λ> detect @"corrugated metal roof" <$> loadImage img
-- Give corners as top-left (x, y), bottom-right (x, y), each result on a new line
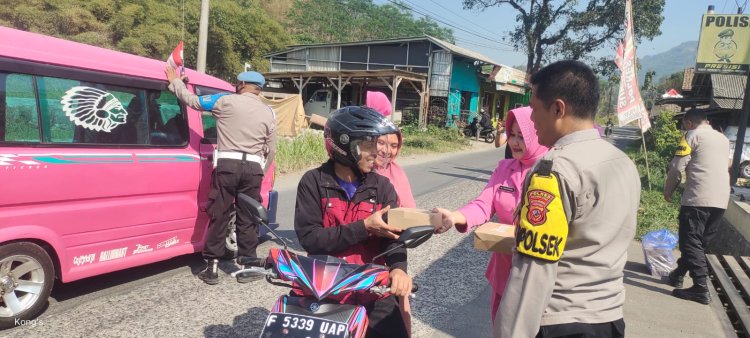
top-left (265, 35), bottom-right (501, 66)
top-left (426, 36), bottom-right (500, 66)
top-left (713, 98), bottom-right (744, 110)
top-left (710, 74), bottom-right (746, 110)
top-left (711, 74), bottom-right (746, 98)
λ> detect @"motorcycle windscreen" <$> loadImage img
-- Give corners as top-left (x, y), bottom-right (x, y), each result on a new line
top-left (268, 248), bottom-right (390, 301)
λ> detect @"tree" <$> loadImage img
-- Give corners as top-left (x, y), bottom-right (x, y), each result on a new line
top-left (0, 0), bottom-right (291, 81)
top-left (462, 0), bottom-right (665, 73)
top-left (287, 0), bottom-right (454, 44)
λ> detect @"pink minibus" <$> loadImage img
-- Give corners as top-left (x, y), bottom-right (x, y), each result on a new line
top-left (0, 27), bottom-right (277, 328)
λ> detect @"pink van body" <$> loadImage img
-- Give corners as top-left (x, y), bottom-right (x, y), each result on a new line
top-left (0, 27), bottom-right (275, 283)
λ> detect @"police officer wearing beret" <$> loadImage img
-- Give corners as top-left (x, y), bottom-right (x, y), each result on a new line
top-left (165, 66), bottom-right (276, 285)
top-left (495, 60), bottom-right (640, 338)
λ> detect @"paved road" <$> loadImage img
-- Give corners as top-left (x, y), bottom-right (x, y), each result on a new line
top-left (6, 127), bottom-right (677, 338)
top-left (4, 144), bottom-right (501, 337)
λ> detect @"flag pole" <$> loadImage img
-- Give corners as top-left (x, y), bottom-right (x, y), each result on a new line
top-left (639, 119), bottom-right (652, 191)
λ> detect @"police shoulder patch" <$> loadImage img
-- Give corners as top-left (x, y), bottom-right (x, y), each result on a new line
top-left (198, 92), bottom-right (230, 112)
top-left (675, 133), bottom-right (692, 156)
top-left (515, 169), bottom-right (568, 262)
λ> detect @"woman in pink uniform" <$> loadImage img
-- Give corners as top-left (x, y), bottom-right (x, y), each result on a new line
top-left (433, 106), bottom-right (548, 322)
top-left (367, 91), bottom-right (416, 208)
top-left (365, 90), bottom-right (417, 336)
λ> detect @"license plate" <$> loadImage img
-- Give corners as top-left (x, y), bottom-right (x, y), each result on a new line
top-left (259, 312), bottom-right (348, 338)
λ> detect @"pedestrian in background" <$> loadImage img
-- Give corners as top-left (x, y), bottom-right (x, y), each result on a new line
top-left (165, 65), bottom-right (276, 285)
top-left (433, 106), bottom-right (548, 324)
top-left (496, 60), bottom-right (640, 338)
top-left (663, 109), bottom-right (730, 305)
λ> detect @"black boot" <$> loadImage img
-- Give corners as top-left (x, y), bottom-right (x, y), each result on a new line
top-left (667, 270), bottom-right (684, 289)
top-left (198, 259), bottom-right (219, 285)
top-left (673, 279), bottom-right (710, 305)
top-left (236, 256), bottom-right (264, 284)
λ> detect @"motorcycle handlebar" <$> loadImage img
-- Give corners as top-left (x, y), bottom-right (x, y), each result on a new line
top-left (369, 282), bottom-right (419, 295)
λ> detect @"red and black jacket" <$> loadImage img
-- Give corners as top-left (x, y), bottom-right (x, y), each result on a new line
top-left (294, 160), bottom-right (406, 273)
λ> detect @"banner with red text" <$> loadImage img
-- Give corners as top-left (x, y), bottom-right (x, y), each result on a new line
top-left (615, 0), bottom-right (651, 132)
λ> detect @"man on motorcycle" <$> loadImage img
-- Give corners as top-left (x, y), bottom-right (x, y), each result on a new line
top-left (294, 106), bottom-right (412, 338)
top-left (480, 108), bottom-right (493, 130)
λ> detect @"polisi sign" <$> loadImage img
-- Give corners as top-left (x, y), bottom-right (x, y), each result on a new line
top-left (696, 14), bottom-right (750, 74)
top-left (704, 15), bottom-right (750, 28)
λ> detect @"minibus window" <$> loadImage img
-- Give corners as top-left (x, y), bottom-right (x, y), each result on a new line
top-left (148, 90), bottom-right (188, 146)
top-left (1, 72), bottom-right (40, 143)
top-left (30, 75), bottom-right (187, 147)
top-left (194, 85), bottom-right (230, 144)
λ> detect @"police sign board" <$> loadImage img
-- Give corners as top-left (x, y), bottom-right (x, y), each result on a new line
top-left (696, 14), bottom-right (750, 74)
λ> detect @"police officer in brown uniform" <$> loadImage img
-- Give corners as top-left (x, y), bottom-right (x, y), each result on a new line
top-left (165, 66), bottom-right (276, 285)
top-left (664, 109), bottom-right (730, 304)
top-left (495, 61), bottom-right (640, 338)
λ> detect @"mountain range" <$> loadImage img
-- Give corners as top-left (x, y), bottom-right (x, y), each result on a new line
top-left (638, 40), bottom-right (698, 84)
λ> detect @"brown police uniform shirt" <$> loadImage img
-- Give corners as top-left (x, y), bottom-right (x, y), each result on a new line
top-left (495, 129), bottom-right (640, 338)
top-left (664, 124), bottom-right (730, 209)
top-left (169, 79), bottom-right (276, 172)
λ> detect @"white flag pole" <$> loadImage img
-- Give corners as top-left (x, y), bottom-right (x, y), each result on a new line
top-left (638, 119), bottom-right (652, 191)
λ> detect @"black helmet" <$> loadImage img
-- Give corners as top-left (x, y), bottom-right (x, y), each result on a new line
top-left (324, 106), bottom-right (398, 168)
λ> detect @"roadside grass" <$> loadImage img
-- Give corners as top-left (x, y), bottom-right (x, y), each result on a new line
top-left (399, 125), bottom-right (471, 156)
top-left (630, 145), bottom-right (681, 239)
top-left (275, 130), bottom-right (328, 174)
top-left (274, 126), bottom-right (471, 174)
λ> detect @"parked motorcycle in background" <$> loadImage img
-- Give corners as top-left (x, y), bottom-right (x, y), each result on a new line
top-left (463, 119), bottom-right (496, 143)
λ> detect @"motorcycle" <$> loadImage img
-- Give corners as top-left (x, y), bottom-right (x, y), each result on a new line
top-left (463, 121), bottom-right (496, 143)
top-left (231, 193), bottom-right (432, 338)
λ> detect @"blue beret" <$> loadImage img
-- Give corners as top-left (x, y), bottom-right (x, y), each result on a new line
top-left (237, 71), bottom-right (265, 87)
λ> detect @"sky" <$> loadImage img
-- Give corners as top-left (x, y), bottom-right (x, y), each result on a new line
top-left (374, 0), bottom-right (746, 68)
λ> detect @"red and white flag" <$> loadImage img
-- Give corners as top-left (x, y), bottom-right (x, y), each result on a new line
top-left (167, 41), bottom-right (184, 70)
top-left (614, 0), bottom-right (650, 132)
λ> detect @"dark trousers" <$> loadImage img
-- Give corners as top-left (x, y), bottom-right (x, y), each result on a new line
top-left (674, 206), bottom-right (725, 279)
top-left (365, 295), bottom-right (408, 338)
top-left (204, 158), bottom-right (264, 260)
top-left (536, 318), bottom-right (625, 338)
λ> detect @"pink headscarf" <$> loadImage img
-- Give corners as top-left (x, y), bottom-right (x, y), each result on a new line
top-left (366, 91), bottom-right (416, 208)
top-left (366, 91), bottom-right (392, 117)
top-left (504, 106), bottom-right (548, 165)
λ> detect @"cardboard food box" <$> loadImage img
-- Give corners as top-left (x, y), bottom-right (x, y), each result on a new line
top-left (473, 222), bottom-right (516, 253)
top-left (387, 208), bottom-right (441, 229)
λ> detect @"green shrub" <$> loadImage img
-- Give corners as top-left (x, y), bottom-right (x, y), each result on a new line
top-left (626, 111), bottom-right (684, 239)
top-left (400, 125), bottom-right (470, 156)
top-left (275, 130), bottom-right (327, 173)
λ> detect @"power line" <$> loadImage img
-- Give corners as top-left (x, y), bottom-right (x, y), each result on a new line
top-left (454, 37), bottom-right (518, 52)
top-left (402, 0), bottom-right (510, 45)
top-left (385, 0), bottom-right (515, 48)
top-left (427, 0), bottom-right (499, 37)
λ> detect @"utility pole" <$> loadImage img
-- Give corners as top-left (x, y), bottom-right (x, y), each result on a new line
top-left (197, 0), bottom-right (209, 73)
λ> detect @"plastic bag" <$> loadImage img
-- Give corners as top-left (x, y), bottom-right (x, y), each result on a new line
top-left (641, 229), bottom-right (678, 277)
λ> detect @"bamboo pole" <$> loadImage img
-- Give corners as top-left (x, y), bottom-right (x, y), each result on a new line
top-left (639, 119), bottom-right (652, 191)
